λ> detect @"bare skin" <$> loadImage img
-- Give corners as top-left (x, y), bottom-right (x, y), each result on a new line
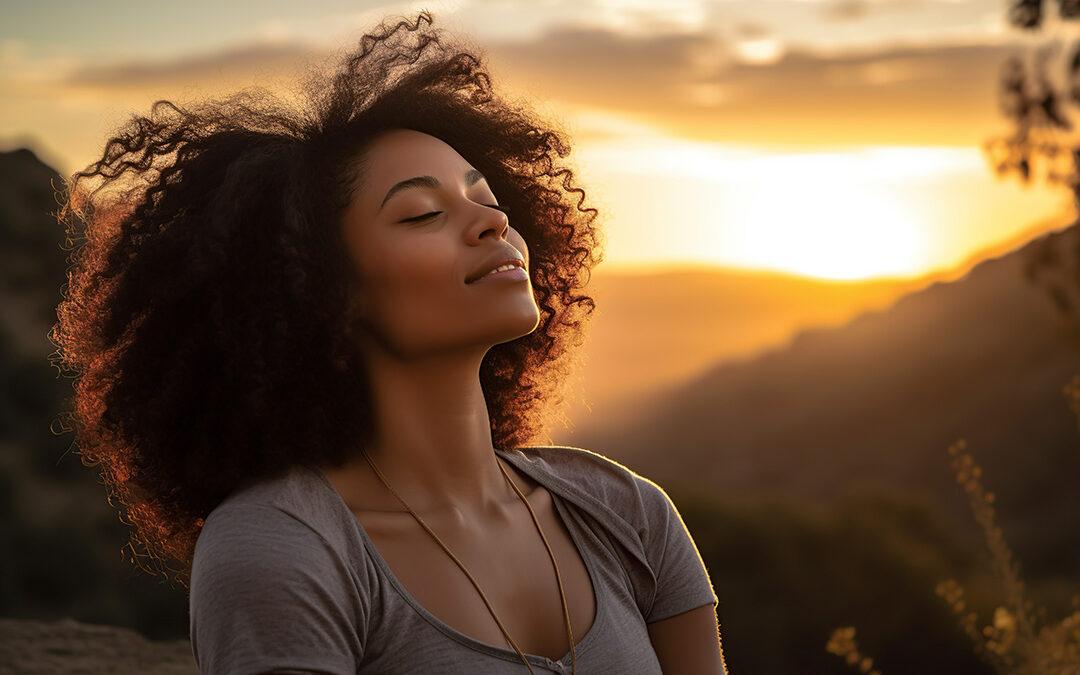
top-left (324, 455), bottom-right (597, 661)
top-left (316, 128), bottom-right (594, 662)
top-left (647, 605), bottom-right (728, 674)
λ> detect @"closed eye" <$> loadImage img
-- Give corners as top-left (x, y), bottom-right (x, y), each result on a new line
top-left (400, 204), bottom-right (511, 223)
top-left (401, 211), bottom-right (442, 223)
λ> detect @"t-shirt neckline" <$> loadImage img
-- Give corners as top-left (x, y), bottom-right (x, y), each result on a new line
top-left (305, 447), bottom-right (608, 670)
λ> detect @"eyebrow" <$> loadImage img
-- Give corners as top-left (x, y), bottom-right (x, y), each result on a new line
top-left (378, 168), bottom-right (487, 212)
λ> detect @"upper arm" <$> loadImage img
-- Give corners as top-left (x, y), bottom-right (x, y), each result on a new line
top-left (633, 475), bottom-right (726, 671)
top-left (189, 504), bottom-right (364, 675)
top-left (633, 476), bottom-right (719, 622)
top-left (647, 604), bottom-right (728, 675)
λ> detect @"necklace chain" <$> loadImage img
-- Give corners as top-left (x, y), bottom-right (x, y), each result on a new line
top-left (361, 448), bottom-right (578, 674)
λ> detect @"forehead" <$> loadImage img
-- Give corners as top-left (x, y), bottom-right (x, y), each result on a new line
top-left (360, 129), bottom-right (472, 193)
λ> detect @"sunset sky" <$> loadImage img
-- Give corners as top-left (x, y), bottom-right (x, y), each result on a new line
top-left (3, 0), bottom-right (1075, 280)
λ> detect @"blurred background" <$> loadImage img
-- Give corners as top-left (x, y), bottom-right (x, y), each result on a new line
top-left (3, 0), bottom-right (1080, 673)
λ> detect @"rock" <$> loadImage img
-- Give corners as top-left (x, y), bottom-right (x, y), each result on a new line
top-left (0, 617), bottom-right (197, 674)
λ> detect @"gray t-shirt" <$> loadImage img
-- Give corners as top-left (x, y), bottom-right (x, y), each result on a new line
top-left (188, 445), bottom-right (721, 674)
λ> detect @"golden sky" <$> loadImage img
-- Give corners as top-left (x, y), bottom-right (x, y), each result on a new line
top-left (2, 0), bottom-right (1072, 280)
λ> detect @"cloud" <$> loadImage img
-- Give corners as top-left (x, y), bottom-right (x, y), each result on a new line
top-left (732, 22), bottom-right (774, 40)
top-left (62, 41), bottom-right (326, 91)
top-left (487, 23), bottom-right (719, 106)
top-left (0, 38), bottom-right (82, 92)
top-left (818, 0), bottom-right (968, 22)
top-left (686, 39), bottom-right (1019, 145)
top-left (487, 21), bottom-right (1022, 144)
top-left (821, 0), bottom-right (872, 21)
top-left (466, 0), bottom-right (710, 36)
top-left (47, 18), bottom-right (1025, 147)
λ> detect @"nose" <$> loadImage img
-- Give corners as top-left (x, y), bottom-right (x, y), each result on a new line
top-left (465, 203), bottom-right (510, 243)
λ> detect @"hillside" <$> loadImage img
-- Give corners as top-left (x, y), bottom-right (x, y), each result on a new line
top-left (561, 214), bottom-right (1076, 431)
top-left (572, 221), bottom-right (1080, 580)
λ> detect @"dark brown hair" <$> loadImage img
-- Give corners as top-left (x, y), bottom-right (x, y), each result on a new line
top-left (49, 10), bottom-right (602, 588)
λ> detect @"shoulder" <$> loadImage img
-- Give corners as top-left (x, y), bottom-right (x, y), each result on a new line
top-left (511, 445), bottom-right (674, 536)
top-left (190, 501), bottom-right (342, 581)
top-left (189, 489), bottom-right (367, 673)
top-left (190, 501), bottom-right (354, 613)
top-left (189, 467), bottom-right (364, 613)
top-left (196, 464), bottom-right (355, 559)
top-left (514, 444), bottom-right (633, 478)
top-left (513, 444), bottom-right (638, 495)
top-left (193, 501), bottom-right (332, 569)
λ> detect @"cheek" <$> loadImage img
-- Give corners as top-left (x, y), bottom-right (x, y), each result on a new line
top-left (361, 234), bottom-right (470, 339)
top-left (372, 236), bottom-right (455, 286)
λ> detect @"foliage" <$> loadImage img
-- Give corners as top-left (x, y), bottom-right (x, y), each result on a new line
top-left (827, 438), bottom-right (1080, 674)
top-left (680, 486), bottom-right (988, 674)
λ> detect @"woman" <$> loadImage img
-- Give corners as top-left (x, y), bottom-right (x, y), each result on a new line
top-left (51, 10), bottom-right (726, 674)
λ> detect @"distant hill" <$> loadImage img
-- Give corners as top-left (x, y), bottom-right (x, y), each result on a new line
top-left (561, 211), bottom-right (1077, 432)
top-left (572, 220), bottom-right (1080, 579)
top-left (0, 148), bottom-right (192, 638)
top-left (570, 265), bottom-right (928, 423)
top-left (0, 147), bottom-right (70, 357)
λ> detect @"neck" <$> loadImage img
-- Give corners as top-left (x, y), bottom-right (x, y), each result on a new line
top-left (328, 344), bottom-right (525, 520)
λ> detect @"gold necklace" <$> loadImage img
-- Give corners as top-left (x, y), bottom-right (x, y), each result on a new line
top-left (361, 448), bottom-right (578, 674)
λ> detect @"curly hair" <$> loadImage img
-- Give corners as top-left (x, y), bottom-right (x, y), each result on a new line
top-left (48, 10), bottom-right (603, 589)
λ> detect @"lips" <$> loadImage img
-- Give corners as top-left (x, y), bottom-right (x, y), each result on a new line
top-left (465, 252), bottom-right (526, 284)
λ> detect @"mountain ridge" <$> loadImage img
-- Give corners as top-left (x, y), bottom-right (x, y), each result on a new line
top-left (572, 217), bottom-right (1080, 580)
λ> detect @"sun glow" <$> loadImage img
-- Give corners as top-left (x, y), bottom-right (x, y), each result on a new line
top-left (723, 149), bottom-right (937, 280)
top-left (572, 137), bottom-right (1069, 281)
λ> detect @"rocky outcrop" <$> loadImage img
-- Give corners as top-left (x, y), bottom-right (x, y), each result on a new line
top-left (0, 618), bottom-right (197, 675)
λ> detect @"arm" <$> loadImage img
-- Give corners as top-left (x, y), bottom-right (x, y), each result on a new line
top-left (648, 604), bottom-right (728, 675)
top-left (632, 474), bottom-right (727, 673)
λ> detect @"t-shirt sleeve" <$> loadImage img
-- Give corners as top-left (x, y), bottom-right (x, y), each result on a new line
top-left (633, 475), bottom-right (719, 624)
top-left (188, 502), bottom-right (364, 674)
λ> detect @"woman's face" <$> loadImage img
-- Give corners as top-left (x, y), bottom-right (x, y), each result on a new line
top-left (339, 128), bottom-right (540, 359)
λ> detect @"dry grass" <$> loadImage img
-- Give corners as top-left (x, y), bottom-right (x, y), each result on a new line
top-left (827, 408), bottom-right (1080, 674)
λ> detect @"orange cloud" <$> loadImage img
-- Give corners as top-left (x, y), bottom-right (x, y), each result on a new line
top-left (53, 23), bottom-right (1022, 148)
